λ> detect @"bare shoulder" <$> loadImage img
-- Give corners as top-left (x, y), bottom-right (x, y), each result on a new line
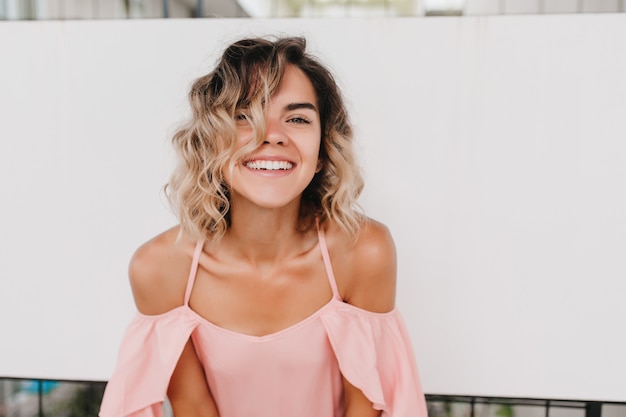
top-left (129, 226), bottom-right (197, 315)
top-left (326, 217), bottom-right (397, 313)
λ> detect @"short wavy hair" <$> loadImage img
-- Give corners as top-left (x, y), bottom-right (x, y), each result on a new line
top-left (166, 36), bottom-right (364, 242)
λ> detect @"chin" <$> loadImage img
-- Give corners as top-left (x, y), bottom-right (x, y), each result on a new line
top-left (253, 199), bottom-right (298, 210)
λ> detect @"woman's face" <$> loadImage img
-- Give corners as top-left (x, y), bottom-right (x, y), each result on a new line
top-left (225, 64), bottom-right (322, 211)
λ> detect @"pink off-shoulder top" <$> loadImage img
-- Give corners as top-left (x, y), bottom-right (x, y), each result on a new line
top-left (99, 226), bottom-right (428, 417)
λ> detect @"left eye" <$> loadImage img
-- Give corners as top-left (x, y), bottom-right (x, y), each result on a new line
top-left (287, 117), bottom-right (310, 124)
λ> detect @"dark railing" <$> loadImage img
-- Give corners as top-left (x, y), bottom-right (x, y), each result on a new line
top-left (426, 394), bottom-right (626, 417)
top-left (1, 377), bottom-right (625, 417)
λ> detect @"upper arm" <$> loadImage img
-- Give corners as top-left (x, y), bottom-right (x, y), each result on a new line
top-left (168, 340), bottom-right (219, 417)
top-left (130, 230), bottom-right (218, 416)
top-left (342, 219), bottom-right (397, 313)
top-left (343, 377), bottom-right (382, 417)
top-left (128, 227), bottom-right (192, 315)
top-left (332, 220), bottom-right (396, 416)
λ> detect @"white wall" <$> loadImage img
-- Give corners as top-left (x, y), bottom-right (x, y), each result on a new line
top-left (1, 16), bottom-right (625, 402)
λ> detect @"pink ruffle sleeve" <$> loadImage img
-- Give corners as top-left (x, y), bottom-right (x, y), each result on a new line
top-left (320, 303), bottom-right (428, 417)
top-left (100, 302), bottom-right (427, 417)
top-left (99, 307), bottom-right (199, 417)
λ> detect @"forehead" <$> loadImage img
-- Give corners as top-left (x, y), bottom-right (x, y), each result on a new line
top-left (271, 65), bottom-right (318, 108)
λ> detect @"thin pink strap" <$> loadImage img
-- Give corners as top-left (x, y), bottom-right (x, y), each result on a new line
top-left (184, 241), bottom-right (204, 305)
top-left (316, 221), bottom-right (342, 300)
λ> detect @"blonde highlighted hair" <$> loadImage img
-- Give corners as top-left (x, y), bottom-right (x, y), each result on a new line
top-left (166, 36), bottom-right (364, 242)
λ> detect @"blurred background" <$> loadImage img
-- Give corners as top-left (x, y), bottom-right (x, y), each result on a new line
top-left (0, 0), bottom-right (624, 20)
top-left (1, 1), bottom-right (625, 417)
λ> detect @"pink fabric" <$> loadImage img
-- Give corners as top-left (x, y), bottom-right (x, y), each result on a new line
top-left (100, 229), bottom-right (428, 417)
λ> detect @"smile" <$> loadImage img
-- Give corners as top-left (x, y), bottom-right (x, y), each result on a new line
top-left (245, 160), bottom-right (294, 171)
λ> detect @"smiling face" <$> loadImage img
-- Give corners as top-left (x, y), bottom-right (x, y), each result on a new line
top-left (224, 65), bottom-right (322, 212)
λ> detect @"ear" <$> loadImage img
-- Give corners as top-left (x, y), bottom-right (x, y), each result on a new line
top-left (315, 159), bottom-right (323, 173)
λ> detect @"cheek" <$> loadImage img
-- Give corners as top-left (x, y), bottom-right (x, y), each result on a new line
top-left (312, 135), bottom-right (323, 160)
top-left (235, 131), bottom-right (252, 148)
top-left (235, 123), bottom-right (256, 144)
top-left (221, 160), bottom-right (238, 187)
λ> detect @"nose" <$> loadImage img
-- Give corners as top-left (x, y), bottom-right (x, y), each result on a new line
top-left (264, 116), bottom-right (288, 145)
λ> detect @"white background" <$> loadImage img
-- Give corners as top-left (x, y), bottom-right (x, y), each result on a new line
top-left (1, 16), bottom-right (625, 402)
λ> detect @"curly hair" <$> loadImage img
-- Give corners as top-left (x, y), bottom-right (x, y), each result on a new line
top-left (166, 36), bottom-right (364, 242)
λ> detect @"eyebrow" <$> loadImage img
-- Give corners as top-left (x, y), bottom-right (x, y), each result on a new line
top-left (285, 102), bottom-right (318, 112)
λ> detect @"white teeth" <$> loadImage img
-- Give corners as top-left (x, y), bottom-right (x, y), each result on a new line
top-left (245, 160), bottom-right (293, 170)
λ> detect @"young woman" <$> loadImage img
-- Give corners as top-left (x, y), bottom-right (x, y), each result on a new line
top-left (100, 37), bottom-right (427, 417)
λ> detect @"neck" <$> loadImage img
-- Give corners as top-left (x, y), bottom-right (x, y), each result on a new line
top-left (222, 199), bottom-right (315, 267)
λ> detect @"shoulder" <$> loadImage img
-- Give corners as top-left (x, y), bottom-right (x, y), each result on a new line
top-left (129, 226), bottom-right (198, 315)
top-left (325, 217), bottom-right (397, 313)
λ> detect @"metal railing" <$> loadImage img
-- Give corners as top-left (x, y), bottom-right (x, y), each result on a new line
top-left (2, 377), bottom-right (625, 417)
